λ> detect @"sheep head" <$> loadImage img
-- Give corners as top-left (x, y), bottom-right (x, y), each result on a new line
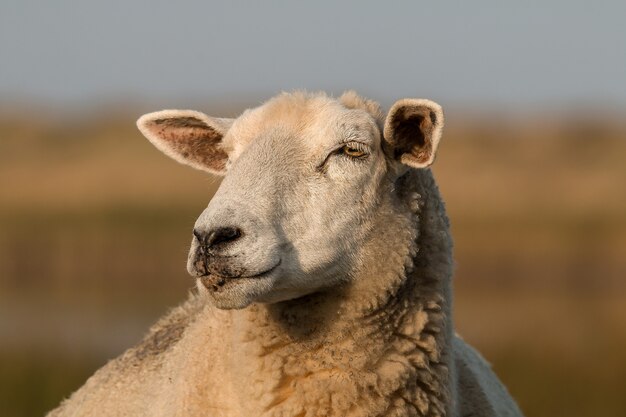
top-left (137, 91), bottom-right (444, 309)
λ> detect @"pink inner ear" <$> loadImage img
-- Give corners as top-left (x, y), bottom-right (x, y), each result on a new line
top-left (146, 116), bottom-right (228, 173)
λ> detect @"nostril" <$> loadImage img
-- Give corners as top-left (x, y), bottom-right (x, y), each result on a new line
top-left (208, 227), bottom-right (242, 247)
top-left (193, 227), bottom-right (242, 249)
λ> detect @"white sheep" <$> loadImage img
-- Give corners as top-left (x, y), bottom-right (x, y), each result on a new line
top-left (48, 91), bottom-right (524, 417)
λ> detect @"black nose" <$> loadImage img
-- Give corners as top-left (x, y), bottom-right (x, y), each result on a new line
top-left (194, 226), bottom-right (242, 248)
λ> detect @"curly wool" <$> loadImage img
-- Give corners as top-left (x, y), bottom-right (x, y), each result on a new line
top-left (48, 170), bottom-right (522, 417)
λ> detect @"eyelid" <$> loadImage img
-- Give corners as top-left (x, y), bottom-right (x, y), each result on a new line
top-left (317, 141), bottom-right (370, 171)
top-left (342, 139), bottom-right (370, 147)
top-left (334, 140), bottom-right (370, 153)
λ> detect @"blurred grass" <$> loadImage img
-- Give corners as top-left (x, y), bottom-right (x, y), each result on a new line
top-left (0, 351), bottom-right (102, 417)
top-left (0, 106), bottom-right (625, 416)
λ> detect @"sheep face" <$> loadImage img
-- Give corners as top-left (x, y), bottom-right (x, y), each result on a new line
top-left (137, 92), bottom-right (443, 309)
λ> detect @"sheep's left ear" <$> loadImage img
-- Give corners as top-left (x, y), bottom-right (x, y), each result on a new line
top-left (383, 99), bottom-right (444, 169)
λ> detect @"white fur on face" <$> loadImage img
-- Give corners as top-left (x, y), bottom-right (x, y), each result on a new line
top-left (139, 92), bottom-right (444, 309)
top-left (190, 98), bottom-right (388, 308)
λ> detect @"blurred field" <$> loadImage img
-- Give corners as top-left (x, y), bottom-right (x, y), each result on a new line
top-left (1, 105), bottom-right (625, 417)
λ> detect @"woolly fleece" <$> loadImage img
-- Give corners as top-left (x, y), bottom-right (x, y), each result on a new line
top-left (48, 92), bottom-right (523, 417)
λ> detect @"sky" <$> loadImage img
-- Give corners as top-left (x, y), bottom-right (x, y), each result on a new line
top-left (1, 1), bottom-right (625, 109)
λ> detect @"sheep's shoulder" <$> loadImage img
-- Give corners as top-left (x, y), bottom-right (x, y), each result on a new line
top-left (47, 294), bottom-right (208, 417)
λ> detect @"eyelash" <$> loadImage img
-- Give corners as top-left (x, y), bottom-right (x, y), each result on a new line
top-left (334, 142), bottom-right (369, 159)
top-left (317, 142), bottom-right (370, 172)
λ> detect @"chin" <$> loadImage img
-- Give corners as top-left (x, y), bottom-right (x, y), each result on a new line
top-left (196, 274), bottom-right (278, 310)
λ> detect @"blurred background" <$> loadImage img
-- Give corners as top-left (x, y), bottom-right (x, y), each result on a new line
top-left (1, 2), bottom-right (625, 416)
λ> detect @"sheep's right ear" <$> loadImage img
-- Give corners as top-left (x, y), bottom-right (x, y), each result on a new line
top-left (137, 110), bottom-right (233, 176)
top-left (383, 99), bottom-right (444, 169)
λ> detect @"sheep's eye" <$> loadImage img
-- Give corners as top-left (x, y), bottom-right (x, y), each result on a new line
top-left (340, 145), bottom-right (367, 158)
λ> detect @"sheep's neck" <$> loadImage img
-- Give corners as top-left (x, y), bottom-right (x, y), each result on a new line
top-left (232, 170), bottom-right (453, 417)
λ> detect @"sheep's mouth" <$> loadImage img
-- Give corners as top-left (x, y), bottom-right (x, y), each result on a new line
top-left (200, 261), bottom-right (280, 293)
